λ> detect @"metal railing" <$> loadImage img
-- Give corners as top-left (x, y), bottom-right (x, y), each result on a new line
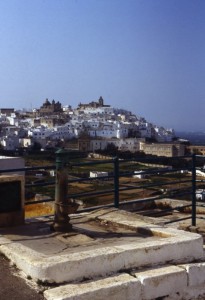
top-left (1, 151), bottom-right (205, 227)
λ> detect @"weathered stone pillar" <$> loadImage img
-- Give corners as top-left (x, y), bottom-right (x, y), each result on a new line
top-left (52, 149), bottom-right (78, 232)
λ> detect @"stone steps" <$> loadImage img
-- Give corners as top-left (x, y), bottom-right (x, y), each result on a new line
top-left (44, 263), bottom-right (205, 300)
top-left (1, 209), bottom-right (205, 299)
top-left (0, 209), bottom-right (203, 284)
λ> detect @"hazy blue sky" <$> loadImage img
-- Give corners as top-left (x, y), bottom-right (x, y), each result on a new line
top-left (0, 0), bottom-right (204, 131)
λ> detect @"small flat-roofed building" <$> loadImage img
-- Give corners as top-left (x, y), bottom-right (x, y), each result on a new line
top-left (90, 171), bottom-right (108, 178)
top-left (140, 142), bottom-right (185, 157)
top-left (187, 145), bottom-right (205, 156)
top-left (0, 108), bottom-right (15, 116)
top-left (0, 156), bottom-right (25, 176)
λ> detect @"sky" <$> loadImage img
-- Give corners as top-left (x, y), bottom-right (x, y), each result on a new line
top-left (0, 0), bottom-right (204, 132)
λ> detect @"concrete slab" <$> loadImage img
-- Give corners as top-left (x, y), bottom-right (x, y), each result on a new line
top-left (0, 208), bottom-right (203, 284)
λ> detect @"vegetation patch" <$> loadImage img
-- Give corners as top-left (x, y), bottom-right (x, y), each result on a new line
top-left (25, 203), bottom-right (54, 217)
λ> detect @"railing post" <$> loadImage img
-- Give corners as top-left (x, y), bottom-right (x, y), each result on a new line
top-left (191, 153), bottom-right (196, 226)
top-left (113, 156), bottom-right (119, 208)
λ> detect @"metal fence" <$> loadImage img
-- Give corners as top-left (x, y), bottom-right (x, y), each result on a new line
top-left (1, 151), bottom-right (205, 227)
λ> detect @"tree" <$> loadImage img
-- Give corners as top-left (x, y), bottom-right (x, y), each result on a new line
top-left (105, 143), bottom-right (118, 156)
top-left (31, 141), bottom-right (42, 151)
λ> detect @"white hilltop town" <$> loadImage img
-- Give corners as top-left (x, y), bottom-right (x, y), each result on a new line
top-left (0, 96), bottom-right (186, 157)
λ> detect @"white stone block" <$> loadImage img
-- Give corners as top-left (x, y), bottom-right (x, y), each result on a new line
top-left (181, 262), bottom-right (205, 286)
top-left (44, 273), bottom-right (141, 300)
top-left (163, 286), bottom-right (205, 300)
top-left (134, 265), bottom-right (187, 300)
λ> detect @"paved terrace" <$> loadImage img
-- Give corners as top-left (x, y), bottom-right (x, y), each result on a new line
top-left (1, 208), bottom-right (205, 300)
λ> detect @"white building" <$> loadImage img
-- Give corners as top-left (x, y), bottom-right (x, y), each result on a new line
top-left (90, 138), bottom-right (144, 153)
top-left (90, 171), bottom-right (108, 178)
top-left (154, 127), bottom-right (175, 142)
top-left (19, 138), bottom-right (32, 148)
top-left (28, 126), bottom-right (53, 139)
top-left (0, 135), bottom-right (20, 150)
top-left (79, 106), bottom-right (114, 116)
top-left (133, 170), bottom-right (147, 179)
top-left (138, 123), bottom-right (152, 138)
top-left (196, 189), bottom-right (205, 201)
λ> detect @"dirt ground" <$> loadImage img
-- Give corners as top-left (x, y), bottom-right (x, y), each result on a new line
top-left (0, 253), bottom-right (45, 300)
